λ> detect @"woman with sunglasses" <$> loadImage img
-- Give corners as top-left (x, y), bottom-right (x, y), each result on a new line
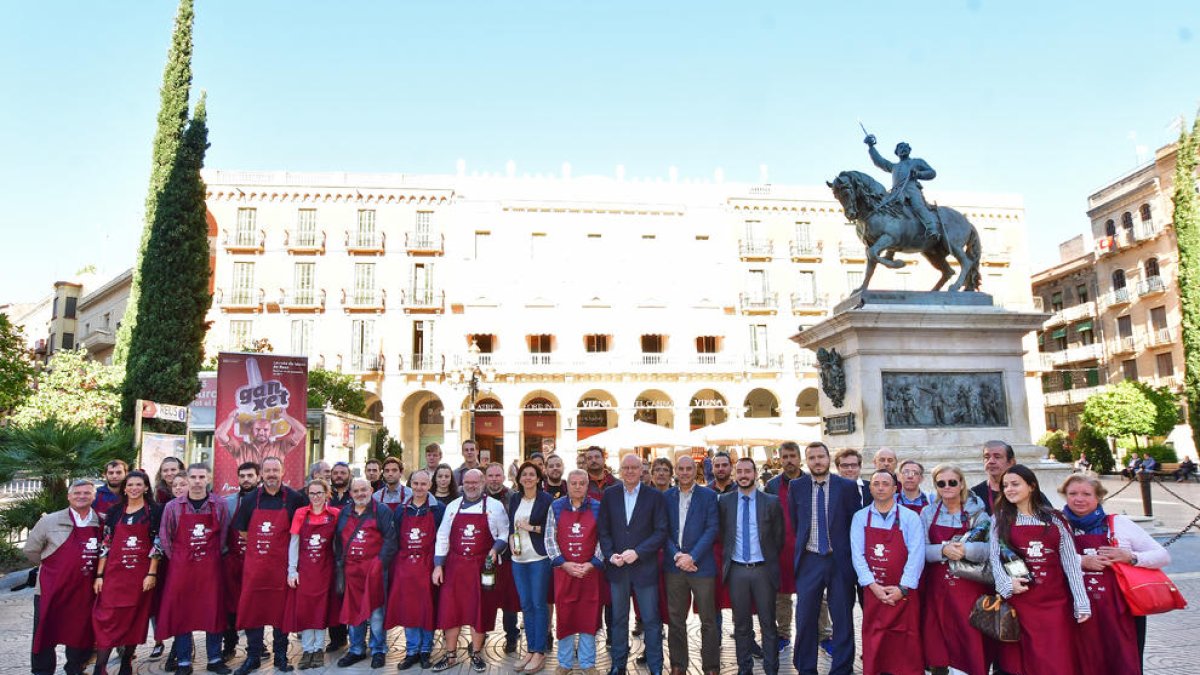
top-left (919, 464), bottom-right (991, 675)
top-left (990, 464), bottom-right (1090, 675)
top-left (283, 479), bottom-right (341, 670)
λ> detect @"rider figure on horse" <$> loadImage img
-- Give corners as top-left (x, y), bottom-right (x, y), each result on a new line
top-left (864, 134), bottom-right (939, 240)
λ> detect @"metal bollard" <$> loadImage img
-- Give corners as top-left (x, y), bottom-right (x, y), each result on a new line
top-left (1139, 473), bottom-right (1154, 517)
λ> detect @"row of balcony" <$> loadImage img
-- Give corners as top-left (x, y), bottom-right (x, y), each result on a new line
top-left (215, 287), bottom-right (444, 313)
top-left (1043, 385), bottom-right (1107, 408)
top-left (1098, 221), bottom-right (1165, 256)
top-left (1037, 326), bottom-right (1178, 368)
top-left (221, 229), bottom-right (444, 256)
top-left (1097, 275), bottom-right (1168, 310)
top-left (1043, 300), bottom-right (1096, 328)
top-left (330, 350), bottom-right (818, 376)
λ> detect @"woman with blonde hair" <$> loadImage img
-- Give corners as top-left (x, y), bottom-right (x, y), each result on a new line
top-left (1060, 472), bottom-right (1169, 674)
top-left (919, 464), bottom-right (991, 675)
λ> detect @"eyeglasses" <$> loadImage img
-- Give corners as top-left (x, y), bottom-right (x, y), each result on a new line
top-left (838, 462), bottom-right (860, 469)
top-left (935, 479), bottom-right (960, 488)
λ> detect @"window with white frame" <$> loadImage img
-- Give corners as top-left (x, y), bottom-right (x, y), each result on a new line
top-left (228, 320), bottom-right (253, 349)
top-left (293, 263), bottom-right (315, 304)
top-left (350, 319), bottom-right (375, 370)
top-left (296, 209), bottom-right (317, 246)
top-left (231, 262), bottom-right (255, 304)
top-left (356, 210), bottom-right (376, 247)
top-left (235, 208), bottom-right (257, 246)
top-left (290, 319), bottom-right (313, 357)
top-left (353, 263), bottom-right (375, 304)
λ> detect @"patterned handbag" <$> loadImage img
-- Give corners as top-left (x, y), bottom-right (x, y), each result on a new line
top-left (968, 594), bottom-right (1020, 642)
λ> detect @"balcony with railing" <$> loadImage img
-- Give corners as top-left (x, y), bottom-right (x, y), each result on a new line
top-left (81, 328), bottom-right (116, 354)
top-left (279, 288), bottom-right (326, 311)
top-left (791, 292), bottom-right (829, 315)
top-left (839, 243), bottom-right (866, 262)
top-left (793, 351), bottom-right (817, 370)
top-left (1110, 335), bottom-right (1137, 355)
top-left (445, 351), bottom-right (782, 375)
top-left (738, 239), bottom-right (774, 260)
top-left (405, 232), bottom-right (444, 255)
top-left (1099, 287), bottom-right (1131, 310)
top-left (222, 228), bottom-right (265, 253)
top-left (1046, 342), bottom-right (1104, 366)
top-left (401, 353), bottom-right (440, 372)
top-left (285, 229), bottom-right (326, 254)
top-left (342, 288), bottom-right (386, 312)
top-left (401, 288), bottom-right (444, 313)
top-left (1041, 368), bottom-right (1106, 407)
top-left (216, 287), bottom-right (263, 311)
top-left (789, 240), bottom-right (823, 261)
top-left (1147, 325), bottom-right (1176, 347)
top-left (345, 230), bottom-right (385, 254)
top-left (1100, 221), bottom-right (1165, 256)
top-left (1136, 275), bottom-right (1167, 297)
top-left (1043, 301), bottom-right (1096, 328)
top-left (349, 353), bottom-right (382, 373)
top-left (1134, 220), bottom-right (1163, 242)
top-left (1152, 374), bottom-right (1183, 390)
top-left (739, 291), bottom-right (779, 314)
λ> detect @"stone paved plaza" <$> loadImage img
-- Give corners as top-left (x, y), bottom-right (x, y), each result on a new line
top-left (2, 567), bottom-right (1197, 675)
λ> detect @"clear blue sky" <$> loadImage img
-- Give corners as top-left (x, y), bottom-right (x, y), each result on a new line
top-left (1, 1), bottom-right (1196, 302)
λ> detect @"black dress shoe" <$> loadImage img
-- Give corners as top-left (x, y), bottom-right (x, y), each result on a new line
top-left (606, 667), bottom-right (626, 675)
top-left (397, 654), bottom-right (421, 671)
top-left (419, 654), bottom-right (432, 670)
top-left (206, 662), bottom-right (232, 675)
top-left (176, 667), bottom-right (193, 675)
top-left (274, 658), bottom-right (294, 673)
top-left (370, 654), bottom-right (385, 669)
top-left (166, 653), bottom-right (180, 672)
top-left (336, 653), bottom-right (367, 668)
top-left (635, 655), bottom-right (647, 665)
top-left (749, 641), bottom-right (764, 659)
top-left (151, 644), bottom-right (166, 659)
top-left (324, 641), bottom-right (345, 654)
top-left (233, 659), bottom-right (261, 675)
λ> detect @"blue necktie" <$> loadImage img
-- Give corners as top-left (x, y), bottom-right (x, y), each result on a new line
top-left (741, 495), bottom-right (751, 562)
top-left (816, 482), bottom-right (829, 555)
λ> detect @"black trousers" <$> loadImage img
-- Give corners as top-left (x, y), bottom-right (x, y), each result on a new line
top-left (729, 564), bottom-right (779, 675)
top-left (31, 595), bottom-right (93, 675)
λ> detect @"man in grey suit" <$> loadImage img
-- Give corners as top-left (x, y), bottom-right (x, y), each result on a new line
top-left (719, 457), bottom-right (784, 675)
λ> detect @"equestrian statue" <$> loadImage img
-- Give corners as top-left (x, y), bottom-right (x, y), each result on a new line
top-left (827, 131), bottom-right (982, 292)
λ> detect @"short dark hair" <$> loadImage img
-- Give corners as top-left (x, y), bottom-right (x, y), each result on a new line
top-left (984, 440), bottom-right (1015, 462)
top-left (736, 456), bottom-right (757, 471)
top-left (833, 448), bottom-right (862, 466)
top-left (237, 461), bottom-right (260, 475)
top-left (382, 456), bottom-right (403, 471)
top-left (365, 458), bottom-right (383, 468)
top-left (186, 462), bottom-right (210, 474)
top-left (261, 456), bottom-right (283, 468)
top-left (651, 457), bottom-right (674, 473)
top-left (869, 468), bottom-right (898, 485)
top-left (105, 459), bottom-right (129, 471)
top-left (516, 461), bottom-right (544, 485)
top-left (712, 451), bottom-right (733, 464)
top-left (779, 441), bottom-right (801, 455)
top-left (805, 441), bottom-right (831, 458)
top-left (585, 446), bottom-right (604, 457)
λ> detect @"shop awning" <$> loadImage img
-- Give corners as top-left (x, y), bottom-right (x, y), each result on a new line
top-left (1051, 328), bottom-right (1067, 339)
top-left (1075, 320), bottom-right (1093, 332)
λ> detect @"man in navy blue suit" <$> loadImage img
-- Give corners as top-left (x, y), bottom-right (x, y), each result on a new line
top-left (663, 455), bottom-right (719, 675)
top-left (599, 453), bottom-right (668, 675)
top-left (788, 441), bottom-right (860, 675)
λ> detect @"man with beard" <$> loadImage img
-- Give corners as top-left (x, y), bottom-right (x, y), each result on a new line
top-left (482, 462), bottom-right (521, 653)
top-left (217, 411), bottom-right (307, 468)
top-left (542, 454), bottom-right (567, 499)
top-left (764, 442), bottom-right (804, 654)
top-left (324, 462), bottom-right (353, 653)
top-left (584, 446), bottom-right (617, 502)
top-left (94, 460), bottom-right (128, 517)
top-left (373, 457), bottom-right (412, 511)
top-left (232, 457), bottom-right (307, 674)
top-left (452, 440), bottom-right (483, 486)
top-left (708, 452), bottom-right (735, 495)
top-left (334, 480), bottom-right (393, 669)
top-left (432, 469), bottom-right (510, 672)
top-left (222, 462), bottom-right (260, 660)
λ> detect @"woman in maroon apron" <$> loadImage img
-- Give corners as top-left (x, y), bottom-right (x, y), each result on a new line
top-left (990, 465), bottom-right (1090, 675)
top-left (384, 487), bottom-right (443, 670)
top-left (433, 495), bottom-right (497, 671)
top-left (284, 480), bottom-right (340, 670)
top-left (153, 473), bottom-right (191, 663)
top-left (920, 464), bottom-right (991, 675)
top-left (31, 504), bottom-right (102, 664)
top-left (93, 471), bottom-right (161, 675)
top-left (1060, 474), bottom-right (1144, 675)
top-left (550, 496), bottom-right (604, 672)
top-left (859, 508), bottom-right (924, 675)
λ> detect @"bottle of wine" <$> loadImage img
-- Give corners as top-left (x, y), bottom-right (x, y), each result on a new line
top-left (510, 528), bottom-right (523, 557)
top-left (481, 554), bottom-right (496, 589)
top-left (998, 541), bottom-right (1033, 583)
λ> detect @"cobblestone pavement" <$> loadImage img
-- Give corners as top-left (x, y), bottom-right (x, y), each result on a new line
top-left (3, 565), bottom-right (1198, 675)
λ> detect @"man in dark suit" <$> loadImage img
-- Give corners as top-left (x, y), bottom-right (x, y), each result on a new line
top-left (664, 456), bottom-right (719, 675)
top-left (599, 453), bottom-right (668, 675)
top-left (721, 457), bottom-right (784, 675)
top-left (788, 441), bottom-right (860, 675)
top-left (833, 448), bottom-right (871, 508)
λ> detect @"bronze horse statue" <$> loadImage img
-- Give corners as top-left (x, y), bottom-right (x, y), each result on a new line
top-left (827, 170), bottom-right (982, 292)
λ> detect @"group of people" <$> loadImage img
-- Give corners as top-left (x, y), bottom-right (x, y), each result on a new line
top-left (24, 437), bottom-right (1171, 675)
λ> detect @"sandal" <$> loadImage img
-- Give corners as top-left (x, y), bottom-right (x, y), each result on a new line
top-left (431, 655), bottom-right (458, 673)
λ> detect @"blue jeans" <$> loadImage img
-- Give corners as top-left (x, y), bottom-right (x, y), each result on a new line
top-left (348, 607), bottom-right (386, 656)
top-left (557, 634), bottom-right (597, 669)
top-left (174, 632), bottom-right (223, 666)
top-left (512, 559), bottom-right (551, 653)
top-left (609, 576), bottom-right (663, 672)
top-left (404, 628), bottom-right (434, 655)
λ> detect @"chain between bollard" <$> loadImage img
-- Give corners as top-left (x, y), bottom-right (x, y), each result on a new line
top-left (1161, 510), bottom-right (1200, 548)
top-left (1101, 477), bottom-right (1137, 503)
top-left (1152, 476), bottom-right (1200, 511)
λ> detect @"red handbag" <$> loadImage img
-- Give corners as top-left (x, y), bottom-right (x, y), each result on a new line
top-left (1107, 515), bottom-right (1188, 616)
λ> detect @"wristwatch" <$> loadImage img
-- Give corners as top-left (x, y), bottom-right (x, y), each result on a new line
top-left (1131, 554), bottom-right (1139, 566)
top-left (898, 586), bottom-right (910, 598)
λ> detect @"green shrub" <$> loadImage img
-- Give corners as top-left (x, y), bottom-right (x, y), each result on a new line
top-left (1134, 444), bottom-right (1179, 467)
top-left (1076, 424), bottom-right (1115, 474)
top-left (1039, 430), bottom-right (1072, 463)
top-left (0, 492), bottom-right (56, 536)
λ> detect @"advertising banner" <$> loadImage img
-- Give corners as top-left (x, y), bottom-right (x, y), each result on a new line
top-left (140, 432), bottom-right (187, 476)
top-left (214, 353), bottom-right (308, 495)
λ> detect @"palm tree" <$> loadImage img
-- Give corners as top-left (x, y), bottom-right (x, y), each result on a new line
top-left (0, 418), bottom-right (134, 508)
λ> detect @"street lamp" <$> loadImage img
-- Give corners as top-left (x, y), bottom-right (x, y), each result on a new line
top-left (464, 339), bottom-right (483, 440)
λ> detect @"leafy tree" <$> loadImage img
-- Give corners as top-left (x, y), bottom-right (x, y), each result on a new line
top-left (114, 0), bottom-right (196, 367)
top-left (11, 349), bottom-right (124, 429)
top-left (0, 314), bottom-right (36, 415)
top-left (373, 425), bottom-right (402, 461)
top-left (1038, 430), bottom-right (1071, 463)
top-left (1075, 424), bottom-right (1115, 474)
top-left (1128, 381), bottom-right (1181, 438)
top-left (307, 369), bottom-right (367, 416)
top-left (119, 90), bottom-right (212, 425)
top-left (1081, 380), bottom-right (1159, 450)
top-left (1174, 115), bottom-right (1200, 454)
top-left (0, 419), bottom-right (134, 509)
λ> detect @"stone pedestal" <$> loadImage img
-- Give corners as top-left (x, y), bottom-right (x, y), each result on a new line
top-left (792, 290), bottom-right (1067, 486)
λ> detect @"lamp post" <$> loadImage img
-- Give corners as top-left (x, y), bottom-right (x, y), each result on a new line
top-left (464, 339), bottom-right (483, 441)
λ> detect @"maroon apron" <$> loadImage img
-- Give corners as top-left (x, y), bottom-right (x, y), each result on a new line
top-left (777, 478), bottom-right (797, 593)
top-left (999, 521), bottom-right (1080, 675)
top-left (33, 519), bottom-right (101, 651)
top-left (223, 506), bottom-right (247, 615)
top-left (385, 508), bottom-right (437, 630)
top-left (283, 509), bottom-right (338, 631)
top-left (553, 505), bottom-right (603, 639)
top-left (920, 504), bottom-right (989, 675)
top-left (236, 493), bottom-right (291, 629)
top-left (708, 483), bottom-right (733, 610)
top-left (93, 516), bottom-right (154, 648)
top-left (437, 503), bottom-right (493, 631)
top-left (1072, 521), bottom-right (1139, 675)
top-left (158, 508), bottom-right (226, 638)
top-left (340, 511), bottom-right (385, 625)
top-left (899, 493), bottom-right (930, 515)
top-left (861, 510), bottom-right (923, 675)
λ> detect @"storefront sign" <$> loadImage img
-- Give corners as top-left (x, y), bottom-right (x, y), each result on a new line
top-left (635, 398), bottom-right (673, 409)
top-left (524, 401), bottom-right (555, 411)
top-left (579, 399), bottom-right (613, 409)
top-left (823, 412), bottom-right (856, 436)
top-left (475, 399), bottom-right (502, 412)
top-left (690, 398), bottom-right (726, 408)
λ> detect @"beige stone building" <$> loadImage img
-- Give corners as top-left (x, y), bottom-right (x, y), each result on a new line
top-left (201, 167), bottom-right (1036, 470)
top-left (1033, 140), bottom-right (1197, 455)
top-left (76, 268), bottom-right (133, 365)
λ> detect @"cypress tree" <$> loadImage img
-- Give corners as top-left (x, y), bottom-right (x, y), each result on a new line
top-left (1173, 116), bottom-right (1200, 453)
top-left (119, 93), bottom-right (211, 425)
top-left (113, 0), bottom-right (194, 367)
